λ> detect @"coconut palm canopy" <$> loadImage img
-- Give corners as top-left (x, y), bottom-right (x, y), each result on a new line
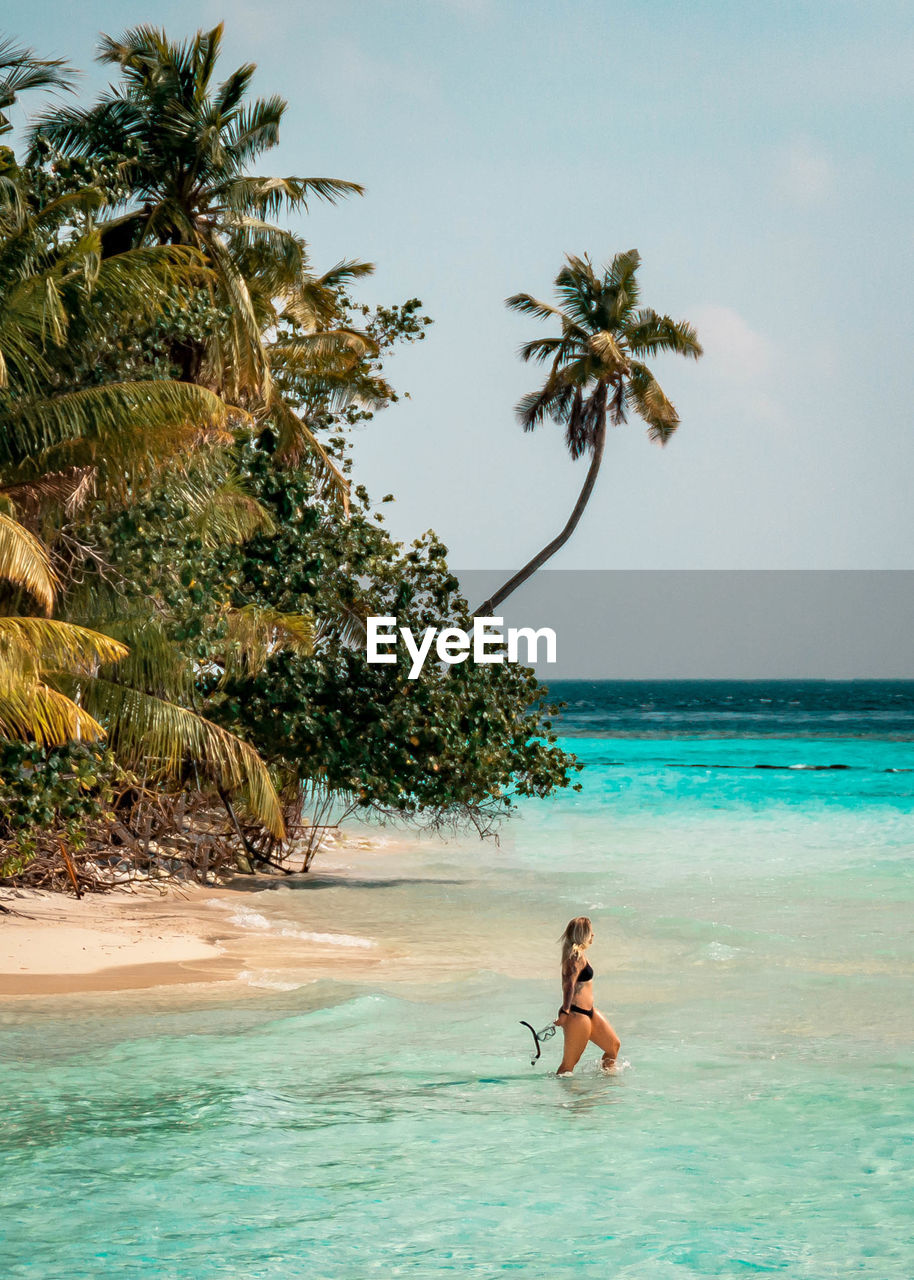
top-left (31, 23), bottom-right (366, 401)
top-left (0, 138), bottom-right (292, 835)
top-left (512, 250), bottom-right (702, 450)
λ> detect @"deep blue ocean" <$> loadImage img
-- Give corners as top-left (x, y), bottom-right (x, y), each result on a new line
top-left (548, 678), bottom-right (914, 738)
top-left (2, 682), bottom-right (912, 1278)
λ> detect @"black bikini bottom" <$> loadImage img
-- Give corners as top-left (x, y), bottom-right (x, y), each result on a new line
top-left (570, 1004), bottom-right (594, 1019)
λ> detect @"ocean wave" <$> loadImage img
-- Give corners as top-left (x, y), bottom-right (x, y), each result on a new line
top-left (212, 903), bottom-right (375, 948)
top-left (594, 760), bottom-right (912, 772)
top-left (227, 907), bottom-right (272, 930)
top-left (237, 970), bottom-right (305, 991)
top-left (278, 928), bottom-right (374, 948)
top-left (705, 942), bottom-right (741, 962)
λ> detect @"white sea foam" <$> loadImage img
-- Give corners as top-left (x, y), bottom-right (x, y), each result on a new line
top-left (227, 908), bottom-right (273, 930)
top-left (219, 904), bottom-right (375, 948)
top-left (237, 970), bottom-right (304, 991)
top-left (279, 928), bottom-right (374, 948)
top-left (599, 1057), bottom-right (631, 1076)
top-left (706, 941), bottom-right (741, 961)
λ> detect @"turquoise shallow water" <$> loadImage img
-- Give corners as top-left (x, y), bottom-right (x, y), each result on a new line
top-left (2, 728), bottom-right (913, 1277)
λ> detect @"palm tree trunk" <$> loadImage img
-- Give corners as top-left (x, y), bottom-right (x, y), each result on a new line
top-left (473, 417), bottom-right (606, 616)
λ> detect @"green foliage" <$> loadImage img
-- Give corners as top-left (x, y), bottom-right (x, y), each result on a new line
top-left (0, 739), bottom-right (116, 872)
top-left (0, 118), bottom-right (286, 834)
top-left (509, 249), bottom-right (703, 453)
top-left (84, 425), bottom-right (579, 835)
top-left (203, 439), bottom-right (581, 823)
top-left (0, 38), bottom-right (72, 138)
top-left (0, 21), bottom-right (580, 866)
top-left (29, 21), bottom-right (365, 401)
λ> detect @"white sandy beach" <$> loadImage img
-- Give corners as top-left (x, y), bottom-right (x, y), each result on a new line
top-left (0, 863), bottom-right (400, 998)
top-left (0, 885), bottom-right (233, 996)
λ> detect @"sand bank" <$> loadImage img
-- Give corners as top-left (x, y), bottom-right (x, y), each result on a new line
top-left (0, 872), bottom-right (393, 998)
top-left (0, 885), bottom-right (232, 996)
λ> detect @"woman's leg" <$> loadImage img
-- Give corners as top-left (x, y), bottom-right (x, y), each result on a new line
top-left (558, 1013), bottom-right (591, 1075)
top-left (589, 1010), bottom-right (621, 1069)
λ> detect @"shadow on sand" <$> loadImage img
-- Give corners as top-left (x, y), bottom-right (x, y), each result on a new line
top-left (223, 873), bottom-right (469, 893)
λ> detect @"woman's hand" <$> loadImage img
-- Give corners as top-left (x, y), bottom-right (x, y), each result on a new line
top-left (555, 1008), bottom-right (569, 1028)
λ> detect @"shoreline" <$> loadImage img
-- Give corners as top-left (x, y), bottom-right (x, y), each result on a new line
top-left (0, 840), bottom-right (404, 999)
top-left (0, 882), bottom-right (257, 997)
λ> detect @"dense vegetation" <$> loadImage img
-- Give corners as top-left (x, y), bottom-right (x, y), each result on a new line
top-left (0, 25), bottom-right (579, 889)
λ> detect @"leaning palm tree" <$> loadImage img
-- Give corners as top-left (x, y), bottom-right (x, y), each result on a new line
top-left (30, 22), bottom-right (364, 403)
top-left (476, 250), bottom-right (702, 615)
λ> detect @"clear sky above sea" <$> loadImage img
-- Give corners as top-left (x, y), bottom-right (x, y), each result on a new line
top-left (4, 0), bottom-right (913, 571)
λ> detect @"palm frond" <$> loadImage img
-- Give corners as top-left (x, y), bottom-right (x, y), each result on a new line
top-left (315, 600), bottom-right (369, 649)
top-left (97, 25), bottom-right (177, 70)
top-left (27, 95), bottom-right (145, 162)
top-left (314, 258), bottom-right (375, 289)
top-left (278, 259), bottom-right (375, 330)
top-left (223, 96), bottom-right (286, 166)
top-left (85, 243), bottom-right (212, 326)
top-left (554, 255), bottom-right (599, 328)
top-left (605, 249), bottom-right (642, 322)
top-left (0, 38), bottom-right (73, 136)
top-left (272, 329), bottom-right (376, 365)
top-left (213, 63), bottom-right (257, 117)
top-left (0, 679), bottom-right (104, 745)
top-left (75, 676), bottom-right (285, 836)
top-left (204, 231), bottom-right (270, 399)
top-left (625, 309), bottom-right (703, 359)
top-left (269, 393), bottom-right (350, 509)
top-left (516, 380), bottom-right (564, 432)
top-left (87, 614), bottom-right (191, 703)
top-left (588, 330), bottom-right (629, 373)
top-left (191, 24), bottom-right (225, 99)
top-left (0, 612), bottom-right (125, 745)
top-left (0, 616), bottom-right (128, 676)
top-left (218, 175), bottom-right (364, 219)
top-left (0, 380), bottom-right (233, 477)
top-left (221, 604), bottom-right (314, 681)
top-left (0, 466), bottom-right (96, 520)
top-left (222, 215), bottom-right (306, 283)
top-left (506, 292), bottom-right (567, 324)
top-left (0, 513), bottom-right (56, 611)
top-left (517, 336), bottom-right (569, 364)
top-left (177, 475), bottom-right (275, 547)
top-left (626, 362), bottom-right (680, 443)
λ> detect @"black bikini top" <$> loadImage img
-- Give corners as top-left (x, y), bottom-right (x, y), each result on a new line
top-left (577, 959), bottom-right (594, 983)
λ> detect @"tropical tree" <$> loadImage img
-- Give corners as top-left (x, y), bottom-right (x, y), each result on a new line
top-left (0, 145), bottom-right (289, 836)
top-left (476, 250), bottom-right (702, 615)
top-left (31, 22), bottom-right (365, 405)
top-left (0, 22), bottom-right (581, 877)
top-left (0, 42), bottom-right (131, 755)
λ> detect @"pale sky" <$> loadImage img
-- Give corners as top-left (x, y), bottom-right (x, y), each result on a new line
top-left (460, 571), bottom-right (914, 679)
top-left (5, 1), bottom-right (914, 572)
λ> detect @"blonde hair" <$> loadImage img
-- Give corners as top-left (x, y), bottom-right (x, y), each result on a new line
top-left (560, 916), bottom-right (593, 978)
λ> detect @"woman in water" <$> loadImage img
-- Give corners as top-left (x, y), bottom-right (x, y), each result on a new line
top-left (555, 916), bottom-right (620, 1075)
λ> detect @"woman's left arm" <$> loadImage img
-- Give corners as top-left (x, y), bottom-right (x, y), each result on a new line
top-left (557, 959), bottom-right (581, 1023)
